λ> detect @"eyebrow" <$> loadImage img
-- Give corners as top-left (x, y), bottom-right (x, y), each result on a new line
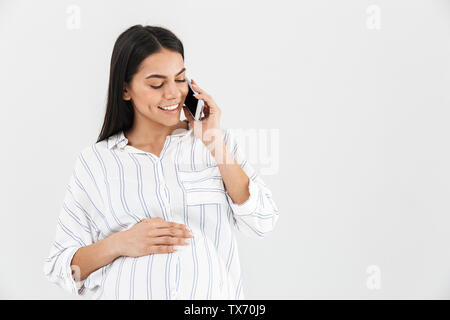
top-left (145, 67), bottom-right (186, 79)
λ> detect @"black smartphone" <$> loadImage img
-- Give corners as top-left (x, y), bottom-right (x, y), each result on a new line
top-left (184, 78), bottom-right (204, 121)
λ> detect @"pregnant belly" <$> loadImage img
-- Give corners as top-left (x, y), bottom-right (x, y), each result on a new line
top-left (95, 236), bottom-right (231, 299)
top-left (97, 252), bottom-right (179, 300)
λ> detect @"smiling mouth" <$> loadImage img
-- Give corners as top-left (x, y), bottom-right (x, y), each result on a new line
top-left (157, 103), bottom-right (180, 114)
top-left (158, 103), bottom-right (179, 111)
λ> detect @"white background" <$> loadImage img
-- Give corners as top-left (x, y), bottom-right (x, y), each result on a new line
top-left (1, 0), bottom-right (449, 299)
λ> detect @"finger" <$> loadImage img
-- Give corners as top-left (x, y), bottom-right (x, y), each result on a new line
top-left (203, 103), bottom-right (210, 117)
top-left (194, 95), bottom-right (211, 113)
top-left (193, 94), bottom-right (214, 111)
top-left (193, 92), bottom-right (207, 100)
top-left (191, 81), bottom-right (203, 94)
top-left (166, 221), bottom-right (187, 229)
top-left (154, 220), bottom-right (186, 229)
top-left (150, 227), bottom-right (193, 238)
top-left (149, 245), bottom-right (177, 254)
top-left (150, 236), bottom-right (190, 246)
top-left (143, 217), bottom-right (162, 223)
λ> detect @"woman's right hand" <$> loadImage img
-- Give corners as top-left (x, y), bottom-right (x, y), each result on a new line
top-left (116, 217), bottom-right (193, 257)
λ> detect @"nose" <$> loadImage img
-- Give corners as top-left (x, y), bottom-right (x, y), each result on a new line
top-left (163, 81), bottom-right (181, 101)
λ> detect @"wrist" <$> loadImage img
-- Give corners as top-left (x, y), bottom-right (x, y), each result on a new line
top-left (210, 140), bottom-right (235, 165)
top-left (206, 134), bottom-right (225, 156)
top-left (105, 230), bottom-right (126, 258)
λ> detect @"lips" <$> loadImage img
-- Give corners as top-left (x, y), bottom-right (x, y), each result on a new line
top-left (158, 103), bottom-right (180, 111)
top-left (157, 103), bottom-right (180, 114)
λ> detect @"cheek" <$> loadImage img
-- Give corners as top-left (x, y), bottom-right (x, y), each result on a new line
top-left (147, 91), bottom-right (161, 106)
top-left (133, 88), bottom-right (160, 110)
top-left (140, 87), bottom-right (160, 105)
top-left (181, 86), bottom-right (189, 98)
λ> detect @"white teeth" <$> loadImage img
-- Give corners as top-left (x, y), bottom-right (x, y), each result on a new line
top-left (159, 104), bottom-right (178, 110)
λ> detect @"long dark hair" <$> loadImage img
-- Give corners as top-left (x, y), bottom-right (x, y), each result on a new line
top-left (97, 25), bottom-right (184, 143)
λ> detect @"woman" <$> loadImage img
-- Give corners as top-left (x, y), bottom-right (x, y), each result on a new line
top-left (43, 24), bottom-right (279, 300)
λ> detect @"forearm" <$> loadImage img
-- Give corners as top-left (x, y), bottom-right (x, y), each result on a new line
top-left (209, 137), bottom-right (250, 205)
top-left (70, 231), bottom-right (123, 281)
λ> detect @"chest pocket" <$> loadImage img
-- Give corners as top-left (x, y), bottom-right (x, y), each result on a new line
top-left (177, 165), bottom-right (228, 205)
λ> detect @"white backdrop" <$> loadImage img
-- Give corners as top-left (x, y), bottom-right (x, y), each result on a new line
top-left (1, 0), bottom-right (449, 299)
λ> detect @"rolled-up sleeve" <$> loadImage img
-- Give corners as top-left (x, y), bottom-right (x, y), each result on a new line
top-left (43, 150), bottom-right (105, 296)
top-left (222, 129), bottom-right (280, 239)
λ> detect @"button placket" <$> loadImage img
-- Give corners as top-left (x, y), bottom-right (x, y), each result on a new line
top-left (156, 160), bottom-right (173, 221)
top-left (169, 256), bottom-right (180, 299)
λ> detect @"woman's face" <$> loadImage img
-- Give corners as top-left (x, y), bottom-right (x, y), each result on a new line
top-left (123, 48), bottom-right (189, 127)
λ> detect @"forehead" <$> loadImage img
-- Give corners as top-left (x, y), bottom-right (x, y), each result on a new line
top-left (138, 49), bottom-right (184, 76)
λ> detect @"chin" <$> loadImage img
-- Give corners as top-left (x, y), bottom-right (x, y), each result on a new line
top-left (157, 115), bottom-right (181, 127)
top-left (146, 106), bottom-right (181, 126)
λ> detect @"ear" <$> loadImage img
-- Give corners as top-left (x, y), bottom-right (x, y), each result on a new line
top-left (123, 82), bottom-right (131, 101)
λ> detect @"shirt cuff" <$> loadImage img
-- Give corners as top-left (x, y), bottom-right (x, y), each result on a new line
top-left (66, 246), bottom-right (85, 295)
top-left (67, 246), bottom-right (105, 295)
top-left (225, 177), bottom-right (259, 216)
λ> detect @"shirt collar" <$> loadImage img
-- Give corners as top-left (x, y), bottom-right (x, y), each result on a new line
top-left (107, 120), bottom-right (193, 150)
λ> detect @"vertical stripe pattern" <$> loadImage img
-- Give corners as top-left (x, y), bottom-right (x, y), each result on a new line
top-left (43, 122), bottom-right (279, 299)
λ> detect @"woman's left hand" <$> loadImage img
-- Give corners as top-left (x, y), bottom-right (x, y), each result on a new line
top-left (183, 79), bottom-right (224, 150)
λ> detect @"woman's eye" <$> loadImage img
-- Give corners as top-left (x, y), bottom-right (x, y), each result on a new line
top-left (150, 79), bottom-right (186, 89)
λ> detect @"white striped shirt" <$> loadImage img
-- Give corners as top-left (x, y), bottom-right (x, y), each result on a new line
top-left (43, 120), bottom-right (280, 299)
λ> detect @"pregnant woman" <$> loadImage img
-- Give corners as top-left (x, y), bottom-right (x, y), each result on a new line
top-left (43, 24), bottom-right (279, 300)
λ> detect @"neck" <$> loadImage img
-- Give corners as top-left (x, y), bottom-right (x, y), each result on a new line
top-left (125, 115), bottom-right (188, 146)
